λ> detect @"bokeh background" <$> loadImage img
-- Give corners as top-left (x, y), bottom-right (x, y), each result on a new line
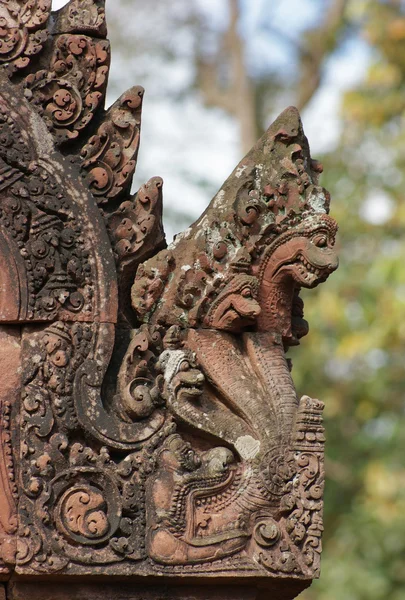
top-left (55, 1), bottom-right (405, 597)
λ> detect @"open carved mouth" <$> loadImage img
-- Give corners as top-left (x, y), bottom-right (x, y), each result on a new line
top-left (294, 254), bottom-right (329, 284)
top-left (272, 252), bottom-right (334, 289)
top-left (175, 375), bottom-right (205, 398)
top-left (180, 384), bottom-right (204, 397)
top-left (224, 308), bottom-right (256, 323)
top-left (274, 255), bottom-right (329, 287)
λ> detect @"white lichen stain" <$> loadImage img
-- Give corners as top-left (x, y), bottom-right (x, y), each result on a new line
top-left (167, 228), bottom-right (192, 250)
top-left (28, 110), bottom-right (54, 157)
top-left (195, 215), bottom-right (210, 234)
top-left (160, 349), bottom-right (186, 383)
top-left (235, 165), bottom-right (248, 179)
top-left (235, 435), bottom-right (260, 460)
top-left (212, 189), bottom-right (225, 209)
top-left (307, 188), bottom-right (327, 213)
top-left (255, 163), bottom-right (264, 189)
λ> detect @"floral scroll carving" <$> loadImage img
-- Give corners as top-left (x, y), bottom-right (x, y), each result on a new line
top-left (0, 1), bottom-right (338, 598)
top-left (0, 0), bottom-right (51, 73)
top-left (24, 33), bottom-right (109, 144)
top-left (81, 86), bottom-right (144, 205)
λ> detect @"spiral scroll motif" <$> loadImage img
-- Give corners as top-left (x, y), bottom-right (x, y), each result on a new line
top-left (53, 469), bottom-right (121, 546)
top-left (253, 518), bottom-right (281, 548)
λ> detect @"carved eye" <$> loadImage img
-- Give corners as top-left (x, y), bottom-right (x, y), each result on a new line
top-left (241, 287), bottom-right (252, 298)
top-left (312, 233), bottom-right (328, 248)
top-left (179, 360), bottom-right (190, 372)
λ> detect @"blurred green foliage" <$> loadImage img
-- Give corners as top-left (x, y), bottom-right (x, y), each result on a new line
top-left (296, 1), bottom-right (405, 597)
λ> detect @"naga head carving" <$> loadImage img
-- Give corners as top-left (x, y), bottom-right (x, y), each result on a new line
top-left (156, 434), bottom-right (235, 480)
top-left (204, 273), bottom-right (261, 331)
top-left (256, 213), bottom-right (338, 341)
top-left (157, 434), bottom-right (202, 473)
top-left (132, 106), bottom-right (338, 340)
top-left (259, 214), bottom-right (338, 290)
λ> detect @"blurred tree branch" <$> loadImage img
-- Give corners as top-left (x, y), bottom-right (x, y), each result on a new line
top-left (296, 0), bottom-right (349, 111)
top-left (196, 0), bottom-right (256, 152)
top-left (196, 0), bottom-right (350, 153)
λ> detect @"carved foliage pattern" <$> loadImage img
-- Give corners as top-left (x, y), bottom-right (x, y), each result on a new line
top-left (0, 0), bottom-right (51, 72)
top-left (0, 99), bottom-right (97, 320)
top-left (24, 33), bottom-right (109, 143)
top-left (81, 86), bottom-right (143, 204)
top-left (109, 176), bottom-right (165, 266)
top-left (17, 321), bottom-right (181, 573)
top-left (257, 397), bottom-right (325, 577)
top-left (18, 323), bottom-right (141, 571)
top-left (0, 394), bottom-right (18, 572)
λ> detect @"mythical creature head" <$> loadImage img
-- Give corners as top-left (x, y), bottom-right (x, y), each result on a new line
top-left (205, 273), bottom-right (261, 331)
top-left (158, 348), bottom-right (205, 402)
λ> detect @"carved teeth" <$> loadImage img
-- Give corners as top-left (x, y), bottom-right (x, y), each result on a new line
top-left (297, 255), bottom-right (322, 278)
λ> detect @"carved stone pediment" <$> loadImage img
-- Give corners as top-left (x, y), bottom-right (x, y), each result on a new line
top-left (0, 2), bottom-right (338, 599)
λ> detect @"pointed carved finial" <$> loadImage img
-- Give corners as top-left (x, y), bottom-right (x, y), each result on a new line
top-left (81, 86), bottom-right (144, 204)
top-left (132, 105), bottom-right (337, 335)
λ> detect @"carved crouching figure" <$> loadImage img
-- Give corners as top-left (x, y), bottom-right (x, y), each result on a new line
top-left (146, 434), bottom-right (248, 565)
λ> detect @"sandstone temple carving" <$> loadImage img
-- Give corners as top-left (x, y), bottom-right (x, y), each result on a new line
top-left (0, 2), bottom-right (338, 599)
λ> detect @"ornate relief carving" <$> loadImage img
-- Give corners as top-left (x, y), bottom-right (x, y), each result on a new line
top-left (0, 83), bottom-right (116, 322)
top-left (0, 1), bottom-right (338, 596)
top-left (0, 0), bottom-right (51, 73)
top-left (0, 327), bottom-right (19, 575)
top-left (127, 104), bottom-right (338, 580)
top-left (108, 176), bottom-right (166, 323)
top-left (81, 86), bottom-right (143, 205)
top-left (24, 33), bottom-right (109, 144)
top-left (52, 0), bottom-right (106, 37)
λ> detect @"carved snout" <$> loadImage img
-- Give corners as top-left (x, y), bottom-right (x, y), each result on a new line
top-left (327, 253), bottom-right (339, 272)
top-left (201, 447), bottom-right (235, 476)
top-left (306, 245), bottom-right (338, 273)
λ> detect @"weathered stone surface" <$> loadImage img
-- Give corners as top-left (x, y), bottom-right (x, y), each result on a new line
top-left (0, 1), bottom-right (338, 598)
top-left (0, 76), bottom-right (117, 323)
top-left (0, 328), bottom-right (19, 578)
